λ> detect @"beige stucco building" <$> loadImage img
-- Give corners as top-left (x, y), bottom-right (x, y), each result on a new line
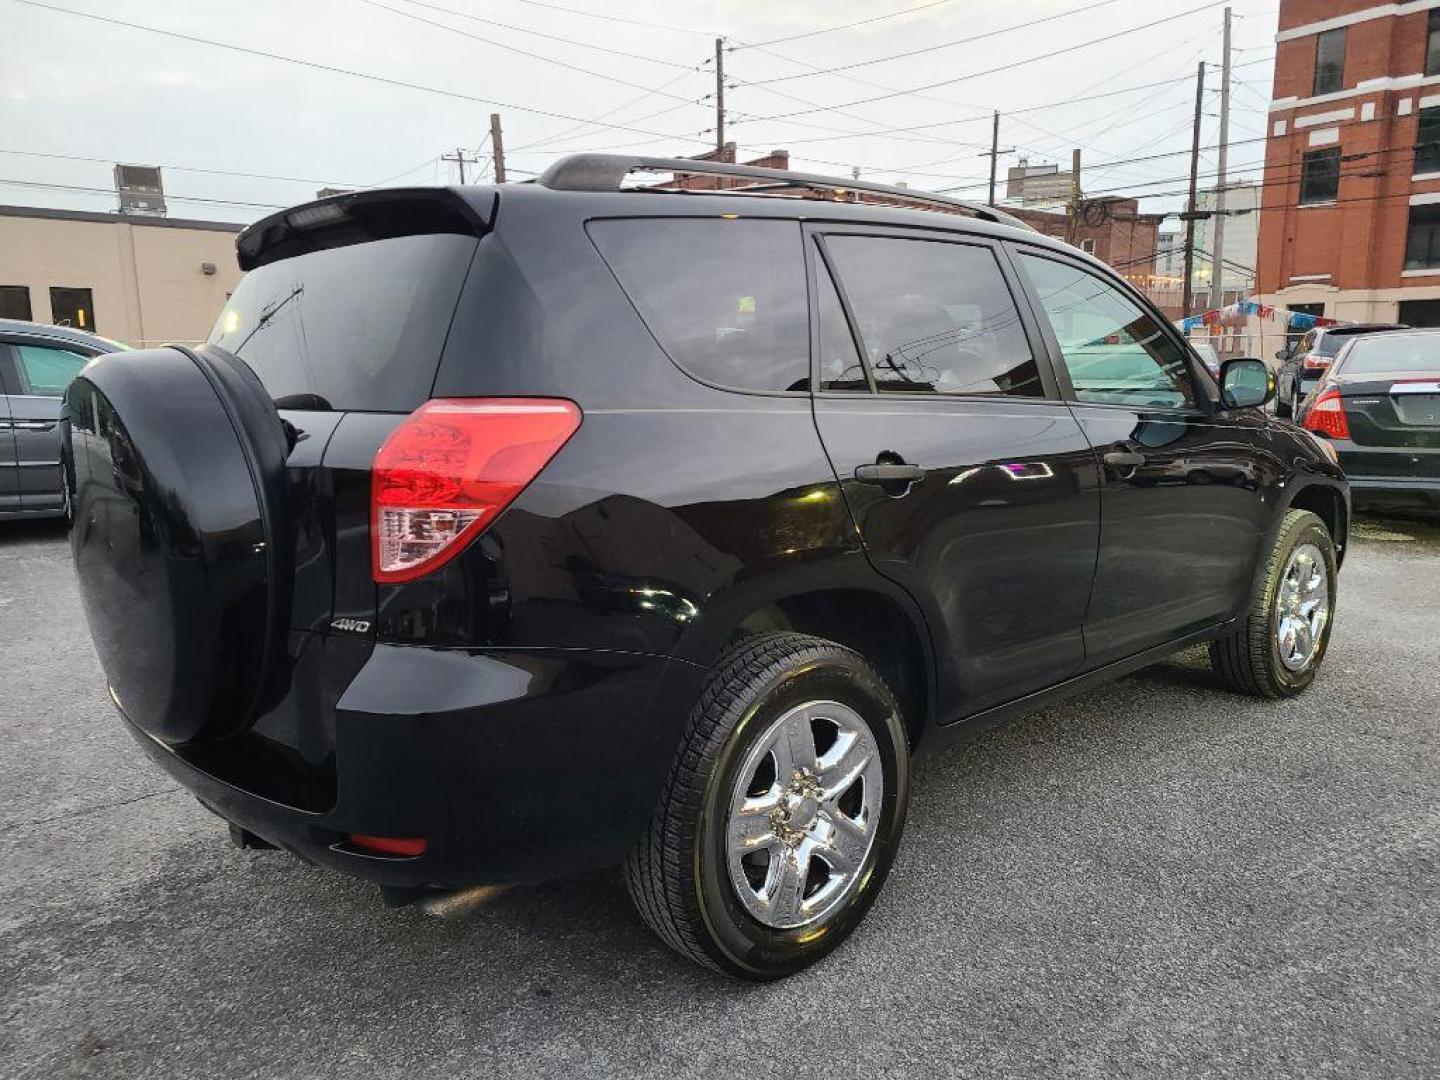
top-left (0, 205), bottom-right (244, 347)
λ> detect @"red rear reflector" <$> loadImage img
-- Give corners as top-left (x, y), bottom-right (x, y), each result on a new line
top-left (1303, 388), bottom-right (1351, 440)
top-left (348, 834), bottom-right (428, 857)
top-left (1302, 354), bottom-right (1331, 371)
top-left (372, 398), bottom-right (582, 583)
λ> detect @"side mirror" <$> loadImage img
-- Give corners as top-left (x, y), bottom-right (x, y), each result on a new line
top-left (1220, 357), bottom-right (1274, 409)
top-left (1274, 348), bottom-right (1289, 361)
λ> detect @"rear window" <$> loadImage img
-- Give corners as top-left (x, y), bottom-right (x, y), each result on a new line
top-left (588, 218), bottom-right (809, 393)
top-left (1313, 333), bottom-right (1347, 357)
top-left (208, 233), bottom-right (478, 411)
top-left (1340, 335), bottom-right (1440, 373)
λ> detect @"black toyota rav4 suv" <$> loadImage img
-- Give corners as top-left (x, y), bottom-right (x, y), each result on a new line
top-left (66, 155), bottom-right (1349, 980)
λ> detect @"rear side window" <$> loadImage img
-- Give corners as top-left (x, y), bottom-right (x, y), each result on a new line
top-left (588, 218), bottom-right (809, 392)
top-left (209, 233), bottom-right (478, 411)
top-left (823, 234), bottom-right (1042, 396)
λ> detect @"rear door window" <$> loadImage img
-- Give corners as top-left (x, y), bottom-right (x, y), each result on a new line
top-left (209, 233), bottom-right (478, 411)
top-left (821, 234), bottom-right (1043, 397)
top-left (12, 343), bottom-right (91, 396)
top-left (588, 218), bottom-right (810, 393)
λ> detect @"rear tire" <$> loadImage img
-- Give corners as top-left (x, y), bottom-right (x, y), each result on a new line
top-left (625, 632), bottom-right (909, 980)
top-left (1209, 509), bottom-right (1337, 698)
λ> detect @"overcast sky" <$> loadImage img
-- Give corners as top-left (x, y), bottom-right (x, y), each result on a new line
top-left (0, 0), bottom-right (1277, 228)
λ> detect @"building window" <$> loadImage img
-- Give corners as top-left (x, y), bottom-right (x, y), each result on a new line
top-left (1079, 238), bottom-right (1097, 255)
top-left (1428, 10), bottom-right (1440, 77)
top-left (0, 285), bottom-right (32, 321)
top-left (48, 286), bottom-right (96, 334)
top-left (1418, 106), bottom-right (1440, 174)
top-left (1313, 27), bottom-right (1346, 96)
top-left (1405, 204), bottom-right (1440, 271)
top-left (1300, 148), bottom-right (1341, 205)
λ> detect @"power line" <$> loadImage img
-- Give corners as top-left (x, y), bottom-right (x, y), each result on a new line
top-left (743, 0), bottom-right (1128, 85)
top-left (389, 0), bottom-right (694, 68)
top-left (355, 0), bottom-right (702, 104)
top-left (508, 0), bottom-right (716, 36)
top-left (14, 1), bottom-right (712, 150)
top-left (0, 147), bottom-right (365, 189)
top-left (734, 1), bottom-right (1232, 124)
top-left (732, 0), bottom-right (959, 50)
top-left (0, 176), bottom-right (287, 210)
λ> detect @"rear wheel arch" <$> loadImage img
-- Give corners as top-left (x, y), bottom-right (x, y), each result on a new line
top-left (729, 587), bottom-right (934, 752)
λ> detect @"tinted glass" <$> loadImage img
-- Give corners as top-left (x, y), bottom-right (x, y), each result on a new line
top-left (13, 344), bottom-right (90, 396)
top-left (209, 233), bottom-right (478, 411)
top-left (0, 285), bottom-right (32, 321)
top-left (49, 286), bottom-right (96, 334)
top-left (824, 235), bottom-right (1041, 396)
top-left (1340, 335), bottom-right (1440, 374)
top-left (1406, 203), bottom-right (1440, 270)
top-left (589, 218), bottom-right (809, 392)
top-left (1018, 253), bottom-right (1196, 410)
top-left (1314, 27), bottom-right (1345, 95)
top-left (1417, 106), bottom-right (1440, 174)
top-left (1428, 10), bottom-right (1440, 77)
top-left (816, 251), bottom-right (867, 391)
top-left (1300, 148), bottom-right (1340, 204)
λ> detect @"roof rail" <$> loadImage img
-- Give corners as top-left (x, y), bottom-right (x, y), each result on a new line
top-left (535, 154), bottom-right (1033, 232)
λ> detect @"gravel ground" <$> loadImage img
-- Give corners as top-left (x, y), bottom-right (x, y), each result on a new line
top-left (2, 515), bottom-right (1437, 1079)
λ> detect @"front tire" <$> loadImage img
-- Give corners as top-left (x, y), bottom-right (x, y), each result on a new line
top-left (1209, 509), bottom-right (1337, 697)
top-left (625, 632), bottom-right (910, 980)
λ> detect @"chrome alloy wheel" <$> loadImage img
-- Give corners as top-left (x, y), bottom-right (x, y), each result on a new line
top-left (1275, 542), bottom-right (1330, 672)
top-left (725, 700), bottom-right (883, 931)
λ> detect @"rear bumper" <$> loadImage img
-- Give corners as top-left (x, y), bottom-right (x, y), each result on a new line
top-left (1344, 474), bottom-right (1440, 509)
top-left (119, 644), bottom-right (702, 889)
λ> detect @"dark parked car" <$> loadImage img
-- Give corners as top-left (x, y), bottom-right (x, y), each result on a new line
top-left (1, 319), bottom-right (125, 520)
top-left (1298, 327), bottom-right (1440, 510)
top-left (64, 156), bottom-right (1349, 980)
top-left (1275, 323), bottom-right (1405, 418)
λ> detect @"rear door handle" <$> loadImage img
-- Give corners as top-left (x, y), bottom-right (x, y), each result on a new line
top-left (1103, 450), bottom-right (1145, 469)
top-left (11, 420), bottom-right (56, 432)
top-left (854, 463), bottom-right (926, 484)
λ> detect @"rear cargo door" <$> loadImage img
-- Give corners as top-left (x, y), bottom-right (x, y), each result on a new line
top-left (207, 223), bottom-right (483, 634)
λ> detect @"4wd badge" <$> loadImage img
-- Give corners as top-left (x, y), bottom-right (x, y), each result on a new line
top-left (330, 618), bottom-right (372, 634)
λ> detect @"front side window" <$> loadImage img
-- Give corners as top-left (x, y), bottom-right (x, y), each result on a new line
top-left (588, 218), bottom-right (809, 393)
top-left (1017, 253), bottom-right (1197, 410)
top-left (1405, 204), bottom-right (1440, 270)
top-left (1417, 106), bottom-right (1440, 175)
top-left (821, 234), bottom-right (1042, 396)
top-left (12, 343), bottom-right (91, 396)
top-left (1314, 27), bottom-right (1346, 95)
top-left (1300, 148), bottom-right (1341, 205)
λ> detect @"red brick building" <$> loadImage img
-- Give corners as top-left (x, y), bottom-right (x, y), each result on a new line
top-left (1257, 0), bottom-right (1440, 325)
top-left (1009, 197), bottom-right (1165, 291)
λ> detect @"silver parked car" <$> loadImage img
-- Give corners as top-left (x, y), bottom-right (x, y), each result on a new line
top-left (1, 319), bottom-right (126, 520)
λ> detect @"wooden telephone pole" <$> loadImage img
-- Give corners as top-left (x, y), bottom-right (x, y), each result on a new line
top-left (1182, 61), bottom-right (1207, 317)
top-left (714, 38), bottom-right (726, 156)
top-left (489, 113), bottom-right (507, 184)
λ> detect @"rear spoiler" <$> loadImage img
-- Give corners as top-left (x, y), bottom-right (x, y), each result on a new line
top-left (236, 188), bottom-right (496, 271)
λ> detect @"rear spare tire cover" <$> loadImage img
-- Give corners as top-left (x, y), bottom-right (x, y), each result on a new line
top-left (65, 345), bottom-right (292, 745)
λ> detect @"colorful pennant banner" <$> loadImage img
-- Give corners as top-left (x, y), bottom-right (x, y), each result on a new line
top-left (1181, 300), bottom-right (1343, 334)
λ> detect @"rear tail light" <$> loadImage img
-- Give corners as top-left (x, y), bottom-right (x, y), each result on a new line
top-left (372, 398), bottom-right (582, 583)
top-left (1301, 354), bottom-right (1332, 372)
top-left (348, 834), bottom-right (427, 857)
top-left (1302, 388), bottom-right (1351, 440)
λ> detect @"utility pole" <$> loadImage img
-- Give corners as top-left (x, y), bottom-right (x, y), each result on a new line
top-left (441, 147), bottom-right (478, 184)
top-left (1182, 61), bottom-right (1207, 317)
top-left (714, 38), bottom-right (726, 157)
top-left (980, 111), bottom-right (1014, 207)
top-left (1065, 148), bottom-right (1082, 245)
top-left (1211, 6), bottom-right (1233, 319)
top-left (490, 112), bottom-right (507, 184)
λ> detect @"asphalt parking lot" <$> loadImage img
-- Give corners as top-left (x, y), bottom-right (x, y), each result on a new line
top-left (2, 515), bottom-right (1437, 1079)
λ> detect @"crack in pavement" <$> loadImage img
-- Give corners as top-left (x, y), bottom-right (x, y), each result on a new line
top-left (1, 786), bottom-right (185, 835)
